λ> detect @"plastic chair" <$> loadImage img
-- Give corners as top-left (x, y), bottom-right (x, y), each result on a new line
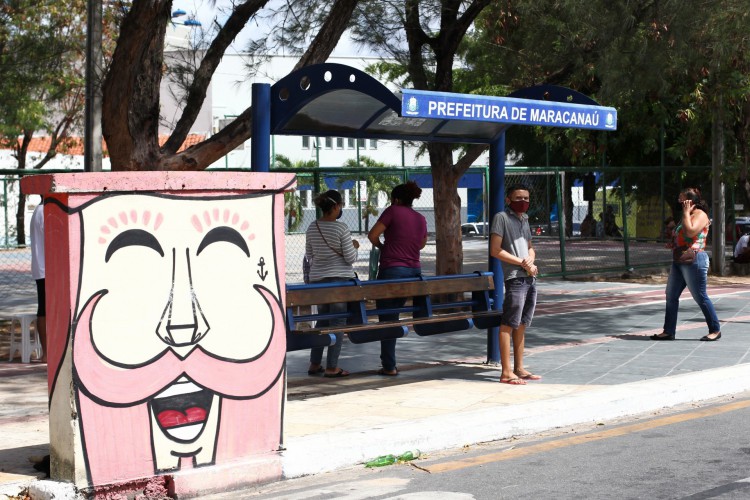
top-left (7, 314), bottom-right (43, 363)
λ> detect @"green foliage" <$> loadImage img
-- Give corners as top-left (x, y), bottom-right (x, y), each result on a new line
top-left (460, 0), bottom-right (750, 203)
top-left (339, 156), bottom-right (401, 231)
top-left (274, 154), bottom-right (324, 232)
top-left (0, 0), bottom-right (88, 155)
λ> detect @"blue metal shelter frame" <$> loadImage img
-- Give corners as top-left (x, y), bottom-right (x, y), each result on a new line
top-left (250, 63), bottom-right (617, 363)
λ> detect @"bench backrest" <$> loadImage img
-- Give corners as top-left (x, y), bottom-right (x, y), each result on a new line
top-left (286, 273), bottom-right (495, 308)
top-left (285, 272), bottom-right (501, 341)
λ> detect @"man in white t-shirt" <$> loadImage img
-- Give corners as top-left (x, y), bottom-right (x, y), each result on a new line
top-left (30, 203), bottom-right (47, 363)
top-left (735, 233), bottom-right (750, 264)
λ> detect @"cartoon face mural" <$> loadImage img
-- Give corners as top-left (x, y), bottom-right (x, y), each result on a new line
top-left (52, 191), bottom-right (287, 486)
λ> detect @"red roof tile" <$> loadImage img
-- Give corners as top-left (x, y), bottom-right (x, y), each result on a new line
top-left (3, 134), bottom-right (207, 156)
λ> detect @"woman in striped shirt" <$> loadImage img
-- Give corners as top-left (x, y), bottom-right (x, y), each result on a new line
top-left (305, 190), bottom-right (360, 377)
top-left (652, 187), bottom-right (721, 341)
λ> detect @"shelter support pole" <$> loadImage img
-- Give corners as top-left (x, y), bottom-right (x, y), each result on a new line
top-left (487, 135), bottom-right (505, 364)
top-left (251, 83), bottom-right (271, 172)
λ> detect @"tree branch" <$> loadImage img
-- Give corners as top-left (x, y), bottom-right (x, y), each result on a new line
top-left (294, 0), bottom-right (360, 70)
top-left (163, 0), bottom-right (361, 170)
top-left (404, 0), bottom-right (430, 89)
top-left (33, 113), bottom-right (76, 170)
top-left (160, 106), bottom-right (253, 171)
top-left (165, 0), bottom-right (270, 154)
top-left (454, 144), bottom-right (488, 174)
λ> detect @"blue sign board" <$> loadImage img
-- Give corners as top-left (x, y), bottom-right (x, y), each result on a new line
top-left (402, 89), bottom-right (617, 131)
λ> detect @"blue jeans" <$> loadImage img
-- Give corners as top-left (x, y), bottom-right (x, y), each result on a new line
top-left (663, 251), bottom-right (721, 335)
top-left (376, 266), bottom-right (421, 371)
top-left (310, 278), bottom-right (349, 369)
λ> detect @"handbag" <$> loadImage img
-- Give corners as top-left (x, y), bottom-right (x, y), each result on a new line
top-left (672, 245), bottom-right (696, 265)
top-left (302, 255), bottom-right (312, 284)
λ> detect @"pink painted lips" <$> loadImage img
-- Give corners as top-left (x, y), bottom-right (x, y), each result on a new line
top-left (157, 407), bottom-right (208, 428)
top-left (150, 380), bottom-right (213, 440)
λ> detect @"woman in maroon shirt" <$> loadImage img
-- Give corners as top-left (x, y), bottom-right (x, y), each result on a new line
top-left (368, 181), bottom-right (427, 376)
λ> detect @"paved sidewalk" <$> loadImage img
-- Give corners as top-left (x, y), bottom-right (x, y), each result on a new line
top-left (1, 278), bottom-right (749, 498)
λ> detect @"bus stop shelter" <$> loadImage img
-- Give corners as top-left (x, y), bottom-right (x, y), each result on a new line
top-left (250, 63), bottom-right (618, 362)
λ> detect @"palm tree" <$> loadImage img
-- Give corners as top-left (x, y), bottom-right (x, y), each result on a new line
top-left (274, 154), bottom-right (321, 232)
top-left (340, 157), bottom-right (402, 233)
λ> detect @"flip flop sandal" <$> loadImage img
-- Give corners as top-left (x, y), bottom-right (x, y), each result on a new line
top-left (499, 377), bottom-right (526, 385)
top-left (307, 366), bottom-right (324, 375)
top-left (324, 369), bottom-right (350, 378)
top-left (516, 373), bottom-right (542, 380)
top-left (377, 368), bottom-right (399, 376)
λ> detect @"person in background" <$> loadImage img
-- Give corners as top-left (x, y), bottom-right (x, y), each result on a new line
top-left (579, 213), bottom-right (595, 237)
top-left (595, 212), bottom-right (605, 238)
top-left (603, 205), bottom-right (622, 237)
top-left (651, 187), bottom-right (721, 341)
top-left (734, 232), bottom-right (750, 263)
top-left (30, 202), bottom-right (47, 363)
top-left (367, 181), bottom-right (427, 376)
top-left (305, 190), bottom-right (359, 377)
top-left (489, 184), bottom-right (539, 385)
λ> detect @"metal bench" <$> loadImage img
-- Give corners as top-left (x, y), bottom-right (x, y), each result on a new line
top-left (285, 272), bottom-right (502, 351)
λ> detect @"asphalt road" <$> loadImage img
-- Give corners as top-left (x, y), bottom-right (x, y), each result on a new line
top-left (227, 391), bottom-right (750, 500)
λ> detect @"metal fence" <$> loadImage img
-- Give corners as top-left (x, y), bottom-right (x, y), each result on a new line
top-left (1, 166), bottom-right (746, 306)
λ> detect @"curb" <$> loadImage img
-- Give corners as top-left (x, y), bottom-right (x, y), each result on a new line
top-left (281, 363), bottom-right (750, 478)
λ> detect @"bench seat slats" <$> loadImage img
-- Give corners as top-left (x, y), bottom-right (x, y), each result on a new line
top-left (289, 311), bottom-right (500, 335)
top-left (285, 272), bottom-right (501, 344)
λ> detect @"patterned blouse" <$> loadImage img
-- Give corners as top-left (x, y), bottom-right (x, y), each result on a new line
top-left (673, 221), bottom-right (709, 251)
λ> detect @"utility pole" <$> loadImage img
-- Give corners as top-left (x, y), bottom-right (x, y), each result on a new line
top-left (84, 0), bottom-right (103, 172)
top-left (711, 103), bottom-right (726, 275)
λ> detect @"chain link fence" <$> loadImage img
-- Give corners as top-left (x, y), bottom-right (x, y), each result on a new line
top-left (2, 166), bottom-right (746, 307)
top-left (1, 174), bottom-right (38, 305)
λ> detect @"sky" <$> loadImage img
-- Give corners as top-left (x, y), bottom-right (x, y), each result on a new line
top-left (172, 0), bottom-right (362, 57)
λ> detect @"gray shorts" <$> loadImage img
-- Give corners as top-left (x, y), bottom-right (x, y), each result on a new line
top-left (501, 277), bottom-right (537, 328)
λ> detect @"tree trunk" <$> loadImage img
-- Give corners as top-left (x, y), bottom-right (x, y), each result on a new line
top-left (429, 143), bottom-right (463, 276)
top-left (102, 1), bottom-right (169, 171)
top-left (735, 100), bottom-right (750, 211)
top-left (711, 103), bottom-right (726, 275)
top-left (15, 193), bottom-right (26, 246)
top-left (14, 131), bottom-right (31, 245)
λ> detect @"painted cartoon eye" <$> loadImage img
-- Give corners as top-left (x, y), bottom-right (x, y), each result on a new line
top-left (105, 229), bottom-right (165, 262)
top-left (196, 226), bottom-right (250, 257)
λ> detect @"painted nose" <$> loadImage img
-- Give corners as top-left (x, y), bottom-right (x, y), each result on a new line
top-left (157, 248), bottom-right (210, 347)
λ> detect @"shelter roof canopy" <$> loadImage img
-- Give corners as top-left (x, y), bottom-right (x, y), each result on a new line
top-left (270, 63), bottom-right (617, 145)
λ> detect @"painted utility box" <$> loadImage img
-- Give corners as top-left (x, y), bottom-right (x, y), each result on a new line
top-left (22, 172), bottom-right (295, 497)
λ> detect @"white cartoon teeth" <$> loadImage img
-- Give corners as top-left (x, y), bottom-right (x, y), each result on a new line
top-left (152, 379), bottom-right (211, 442)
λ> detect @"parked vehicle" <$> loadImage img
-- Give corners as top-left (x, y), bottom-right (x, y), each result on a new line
top-left (461, 222), bottom-right (489, 237)
top-left (531, 223), bottom-right (546, 236)
top-left (730, 216), bottom-right (750, 242)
